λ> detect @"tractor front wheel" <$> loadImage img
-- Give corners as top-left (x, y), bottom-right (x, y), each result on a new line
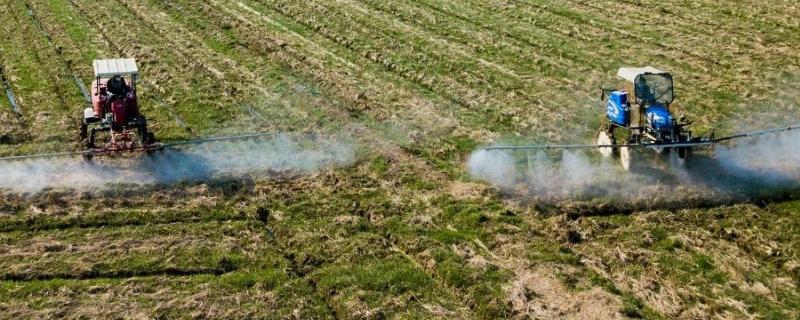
top-left (619, 146), bottom-right (633, 171)
top-left (596, 131), bottom-right (615, 158)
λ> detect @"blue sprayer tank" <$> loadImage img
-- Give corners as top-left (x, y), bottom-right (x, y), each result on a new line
top-left (606, 91), bottom-right (629, 126)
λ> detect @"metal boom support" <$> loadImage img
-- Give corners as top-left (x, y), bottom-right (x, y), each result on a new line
top-left (0, 132), bottom-right (278, 162)
top-left (483, 125), bottom-right (800, 151)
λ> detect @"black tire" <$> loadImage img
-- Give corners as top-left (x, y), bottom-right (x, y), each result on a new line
top-left (80, 122), bottom-right (88, 141)
top-left (86, 128), bottom-right (96, 149)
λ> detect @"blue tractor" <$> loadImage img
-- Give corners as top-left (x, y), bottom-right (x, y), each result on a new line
top-left (598, 67), bottom-right (701, 169)
top-left (481, 67), bottom-right (800, 170)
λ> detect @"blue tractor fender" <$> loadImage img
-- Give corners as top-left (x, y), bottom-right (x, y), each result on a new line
top-left (644, 104), bottom-right (673, 131)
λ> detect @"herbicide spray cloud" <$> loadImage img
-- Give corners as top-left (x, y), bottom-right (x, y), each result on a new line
top-left (0, 134), bottom-right (355, 192)
top-left (468, 129), bottom-right (800, 204)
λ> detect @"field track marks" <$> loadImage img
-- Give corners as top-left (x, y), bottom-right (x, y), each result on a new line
top-left (24, 2), bottom-right (92, 105)
top-left (235, 0), bottom-right (359, 70)
top-left (8, 1), bottom-right (70, 116)
top-left (357, 0), bottom-right (608, 104)
top-left (0, 207), bottom-right (251, 233)
top-left (212, 0), bottom-right (490, 136)
top-left (115, 0), bottom-right (281, 124)
top-left (337, 0), bottom-right (522, 80)
top-left (0, 63), bottom-right (21, 115)
top-left (259, 0), bottom-right (566, 135)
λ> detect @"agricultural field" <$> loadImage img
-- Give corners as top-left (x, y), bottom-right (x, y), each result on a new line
top-left (0, 0), bottom-right (799, 318)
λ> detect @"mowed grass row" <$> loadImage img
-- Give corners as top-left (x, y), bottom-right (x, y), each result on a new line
top-left (259, 0), bottom-right (586, 138)
top-left (548, 0), bottom-right (800, 95)
top-left (0, 271), bottom-right (332, 318)
top-left (0, 1), bottom-right (86, 156)
top-left (0, 220), bottom-right (263, 280)
top-left (24, 0), bottom-right (187, 141)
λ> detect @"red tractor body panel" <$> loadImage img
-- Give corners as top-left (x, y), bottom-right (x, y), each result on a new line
top-left (91, 77), bottom-right (140, 126)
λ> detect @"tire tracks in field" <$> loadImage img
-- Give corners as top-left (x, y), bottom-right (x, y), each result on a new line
top-left (336, 0), bottom-right (523, 81)
top-left (5, 1), bottom-right (69, 118)
top-left (0, 266), bottom-right (237, 282)
top-left (254, 0), bottom-right (565, 136)
top-left (23, 2), bottom-right (92, 107)
top-left (355, 0), bottom-right (603, 101)
top-left (211, 0), bottom-right (501, 141)
top-left (0, 223), bottom-right (252, 282)
top-left (113, 0), bottom-right (274, 123)
top-left (0, 211), bottom-right (250, 233)
top-left (0, 62), bottom-right (21, 116)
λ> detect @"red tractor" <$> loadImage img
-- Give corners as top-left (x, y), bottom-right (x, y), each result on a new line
top-left (80, 58), bottom-right (159, 160)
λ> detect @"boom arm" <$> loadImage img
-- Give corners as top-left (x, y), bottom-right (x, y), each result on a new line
top-left (483, 125), bottom-right (800, 151)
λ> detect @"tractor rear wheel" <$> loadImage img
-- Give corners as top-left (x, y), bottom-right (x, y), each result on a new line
top-left (619, 146), bottom-right (633, 171)
top-left (673, 147), bottom-right (690, 167)
top-left (596, 131), bottom-right (615, 158)
top-left (82, 128), bottom-right (96, 163)
top-left (80, 123), bottom-right (88, 140)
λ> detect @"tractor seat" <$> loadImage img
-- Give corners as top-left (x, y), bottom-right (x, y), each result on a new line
top-left (106, 76), bottom-right (128, 95)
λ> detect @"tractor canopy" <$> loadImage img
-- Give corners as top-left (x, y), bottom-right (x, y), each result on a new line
top-left (93, 58), bottom-right (138, 79)
top-left (617, 67), bottom-right (674, 106)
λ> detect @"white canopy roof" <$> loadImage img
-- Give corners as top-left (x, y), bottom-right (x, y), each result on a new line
top-left (617, 66), bottom-right (665, 83)
top-left (93, 58), bottom-right (138, 78)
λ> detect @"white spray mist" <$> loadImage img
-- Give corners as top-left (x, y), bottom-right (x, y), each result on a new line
top-left (0, 134), bottom-right (356, 192)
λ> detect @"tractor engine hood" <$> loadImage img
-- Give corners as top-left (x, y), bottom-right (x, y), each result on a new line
top-left (645, 104), bottom-right (673, 131)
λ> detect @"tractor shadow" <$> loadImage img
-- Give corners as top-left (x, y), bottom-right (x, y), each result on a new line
top-left (132, 148), bottom-right (217, 184)
top-left (130, 148), bottom-right (257, 196)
